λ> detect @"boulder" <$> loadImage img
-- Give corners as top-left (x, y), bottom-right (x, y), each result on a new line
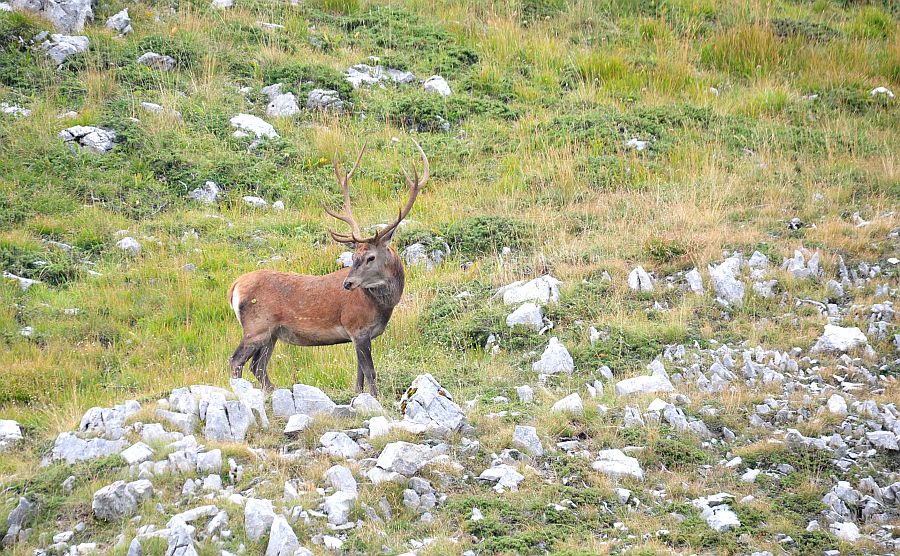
top-left (592, 449), bottom-right (643, 481)
top-left (284, 414), bottom-right (312, 435)
top-left (266, 515), bottom-right (299, 556)
top-left (266, 92), bottom-right (300, 118)
top-left (120, 442), bottom-right (153, 465)
top-left (325, 465), bottom-right (357, 495)
top-left (531, 337), bottom-right (574, 374)
top-left (511, 425), bottom-right (543, 457)
top-left (0, 420), bottom-right (23, 450)
top-left (830, 521), bottom-right (861, 542)
top-left (105, 8), bottom-right (132, 34)
top-left (188, 181), bottom-right (220, 204)
top-left (423, 75), bottom-right (452, 96)
top-left (292, 384), bottom-right (337, 416)
top-left (324, 491), bottom-right (356, 525)
top-left (307, 89), bottom-right (345, 112)
top-left (244, 498), bottom-right (275, 541)
top-left (614, 375), bottom-right (674, 396)
top-left (866, 431), bottom-right (898, 451)
top-left (375, 441), bottom-right (435, 476)
top-left (345, 64), bottom-right (416, 88)
top-left (826, 394), bottom-right (848, 417)
top-left (811, 325), bottom-right (868, 353)
top-left (13, 0), bottom-right (93, 33)
top-left (496, 275), bottom-right (561, 305)
top-left (551, 393), bottom-right (583, 415)
top-left (230, 114), bottom-right (278, 139)
top-left (203, 400), bottom-right (252, 442)
top-left (692, 494), bottom-right (740, 532)
top-left (230, 378), bottom-right (269, 429)
top-left (116, 237), bottom-right (141, 256)
top-left (92, 479), bottom-right (153, 521)
top-left (516, 385), bottom-right (534, 403)
top-left (350, 393), bottom-right (383, 415)
top-left (627, 266), bottom-right (654, 292)
top-left (50, 432), bottom-right (128, 464)
top-left (506, 303), bottom-right (543, 331)
top-left (320, 432), bottom-right (362, 459)
top-left (478, 464), bottom-right (524, 492)
top-left (137, 52), bottom-right (175, 71)
top-left (400, 374), bottom-right (466, 434)
top-left (58, 125), bottom-right (114, 153)
top-left (685, 268), bottom-right (704, 294)
top-left (708, 260), bottom-right (744, 307)
top-left (196, 449), bottom-right (223, 473)
top-left (242, 196), bottom-right (268, 209)
top-left (2, 497), bottom-right (34, 547)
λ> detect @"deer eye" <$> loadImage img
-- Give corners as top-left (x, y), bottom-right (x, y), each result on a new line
top-left (366, 255), bottom-right (376, 264)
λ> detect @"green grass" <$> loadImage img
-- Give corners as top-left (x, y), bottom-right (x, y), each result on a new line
top-left (0, 0), bottom-right (899, 553)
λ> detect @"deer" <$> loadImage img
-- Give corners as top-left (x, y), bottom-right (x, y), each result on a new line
top-left (227, 140), bottom-right (429, 397)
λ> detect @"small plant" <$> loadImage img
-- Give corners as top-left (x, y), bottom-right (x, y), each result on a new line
top-left (644, 234), bottom-right (688, 264)
top-left (441, 215), bottom-right (532, 256)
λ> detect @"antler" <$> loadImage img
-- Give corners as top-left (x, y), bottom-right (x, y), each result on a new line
top-left (324, 140), bottom-right (368, 243)
top-left (374, 139), bottom-right (429, 242)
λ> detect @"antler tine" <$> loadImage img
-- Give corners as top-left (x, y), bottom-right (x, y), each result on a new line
top-left (325, 141), bottom-right (369, 241)
top-left (376, 139), bottom-right (429, 241)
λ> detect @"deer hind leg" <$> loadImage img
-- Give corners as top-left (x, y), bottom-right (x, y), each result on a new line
top-left (249, 337), bottom-right (277, 392)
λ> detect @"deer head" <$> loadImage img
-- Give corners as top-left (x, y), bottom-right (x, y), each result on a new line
top-left (324, 140), bottom-right (429, 291)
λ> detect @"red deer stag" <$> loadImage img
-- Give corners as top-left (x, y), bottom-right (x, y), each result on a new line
top-left (227, 140), bottom-right (429, 397)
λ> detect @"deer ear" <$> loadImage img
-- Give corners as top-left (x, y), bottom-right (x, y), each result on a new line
top-left (376, 226), bottom-right (397, 244)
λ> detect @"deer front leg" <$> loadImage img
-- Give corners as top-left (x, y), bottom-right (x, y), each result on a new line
top-left (353, 336), bottom-right (378, 397)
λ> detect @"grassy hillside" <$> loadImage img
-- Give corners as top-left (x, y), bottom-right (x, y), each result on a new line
top-left (0, 0), bottom-right (898, 553)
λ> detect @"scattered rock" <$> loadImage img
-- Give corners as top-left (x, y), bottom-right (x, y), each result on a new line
top-left (49, 432), bottom-right (129, 464)
top-left (0, 420), bottom-right (23, 450)
top-left (230, 113), bottom-right (279, 139)
top-left (41, 33), bottom-right (89, 64)
top-left (92, 479), bottom-right (153, 521)
top-left (345, 64), bottom-right (416, 88)
top-left (870, 86), bottom-right (895, 99)
top-left (685, 268), bottom-right (704, 294)
top-left (307, 89), bottom-right (345, 112)
top-left (628, 266), bottom-right (654, 292)
top-left (244, 498), bottom-right (275, 541)
top-left (59, 125), bottom-right (115, 153)
top-left (2, 497), bottom-right (34, 547)
top-left (400, 374), bottom-right (466, 434)
top-left (266, 92), bottom-right (300, 118)
top-left (188, 181), bottom-right (220, 204)
top-left (284, 414), bottom-right (312, 435)
top-left (137, 52), bottom-right (175, 71)
top-left (496, 275), bottom-right (561, 305)
top-left (531, 337), bottom-right (574, 374)
top-left (592, 449), bottom-right (644, 481)
top-left (551, 393), bottom-right (583, 415)
top-left (708, 258), bottom-right (745, 307)
top-left (614, 374), bottom-right (674, 396)
top-left (423, 75), bottom-right (452, 96)
top-left (116, 237), bottom-right (141, 256)
top-left (105, 8), bottom-right (132, 34)
top-left (13, 0), bottom-right (93, 33)
top-left (478, 464), bottom-right (525, 492)
top-left (512, 425), bottom-right (543, 456)
top-left (266, 515), bottom-right (299, 556)
top-left (811, 325), bottom-right (868, 353)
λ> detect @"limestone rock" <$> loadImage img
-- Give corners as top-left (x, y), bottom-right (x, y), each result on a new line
top-left (105, 8), bottom-right (132, 34)
top-left (137, 52), bottom-right (175, 71)
top-left (551, 393), bottom-right (583, 415)
top-left (627, 266), bottom-right (654, 292)
top-left (591, 449), bottom-right (644, 481)
top-left (266, 515), bottom-right (299, 556)
top-left (497, 275), bottom-right (561, 305)
top-left (244, 498), bottom-right (275, 541)
top-left (614, 375), bottom-right (674, 396)
top-left (58, 125), bottom-right (114, 153)
top-left (532, 337), bottom-right (574, 374)
top-left (13, 0), bottom-right (93, 33)
top-left (230, 113), bottom-right (278, 139)
top-left (423, 75), bottom-right (452, 96)
top-left (511, 425), bottom-right (543, 456)
top-left (506, 302), bottom-right (543, 331)
top-left (811, 325), bottom-right (868, 353)
top-left (0, 420), bottom-right (23, 450)
top-left (92, 479), bottom-right (153, 521)
top-left (400, 374), bottom-right (466, 434)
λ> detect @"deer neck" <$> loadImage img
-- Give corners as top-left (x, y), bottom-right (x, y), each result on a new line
top-left (363, 259), bottom-right (405, 310)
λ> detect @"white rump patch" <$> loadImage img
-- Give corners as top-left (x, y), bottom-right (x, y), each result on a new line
top-left (231, 287), bottom-right (241, 323)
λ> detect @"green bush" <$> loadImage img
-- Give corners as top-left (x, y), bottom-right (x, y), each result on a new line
top-left (261, 62), bottom-right (353, 99)
top-left (442, 215), bottom-right (532, 256)
top-left (0, 236), bottom-right (82, 286)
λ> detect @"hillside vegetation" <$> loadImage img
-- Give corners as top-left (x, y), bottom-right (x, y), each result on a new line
top-left (0, 0), bottom-right (898, 554)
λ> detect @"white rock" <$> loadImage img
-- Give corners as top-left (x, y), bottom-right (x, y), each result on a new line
top-left (116, 237), bottom-right (141, 256)
top-left (350, 393), bottom-right (383, 415)
top-left (15, 0), bottom-right (93, 33)
top-left (196, 449), bottom-right (222, 473)
top-left (50, 432), bottom-right (128, 464)
top-left (325, 465), bottom-right (357, 495)
top-left (592, 449), bottom-right (643, 481)
top-left (511, 425), bottom-right (543, 456)
top-left (830, 521), bottom-right (860, 542)
top-left (307, 89), bottom-right (345, 112)
top-left (324, 491), bottom-right (356, 525)
top-left (272, 200), bottom-right (284, 211)
top-left (826, 394), bottom-right (848, 416)
top-left (870, 86), bottom-right (895, 99)
top-left (625, 138), bottom-right (649, 151)
top-left (58, 125), bottom-right (115, 153)
top-left (105, 8), bottom-right (132, 34)
top-left (137, 52), bottom-right (175, 71)
top-left (478, 464), bottom-right (525, 492)
top-left (866, 431), bottom-right (898, 451)
top-left (266, 93), bottom-right (300, 118)
top-left (284, 414), bottom-right (312, 435)
top-left (496, 275), bottom-right (561, 305)
top-left (92, 480), bottom-right (153, 521)
top-left (627, 266), bottom-right (654, 292)
top-left (3, 271), bottom-right (39, 291)
top-left (708, 260), bottom-right (744, 306)
top-left (614, 375), bottom-right (674, 396)
top-left (292, 384), bottom-right (336, 416)
top-left (345, 64), bottom-right (416, 88)
top-left (41, 34), bottom-right (89, 64)
top-left (685, 268), bottom-right (704, 294)
top-left (230, 114), bottom-right (279, 139)
top-left (266, 515), bottom-right (299, 556)
top-left (506, 303), bottom-right (543, 331)
top-left (400, 374), bottom-right (466, 433)
top-left (244, 498), bottom-right (275, 541)
top-left (0, 420), bottom-right (23, 450)
top-left (516, 385), bottom-right (534, 403)
top-left (811, 325), bottom-right (868, 353)
top-left (320, 432), bottom-right (362, 459)
top-left (187, 181), bottom-right (220, 204)
top-left (531, 337), bottom-right (574, 374)
top-left (120, 442), bottom-right (154, 465)
top-left (375, 441), bottom-right (434, 476)
top-left (211, 0), bottom-right (232, 8)
top-left (242, 196), bottom-right (268, 209)
top-left (551, 393), bottom-right (583, 415)
top-left (423, 75), bottom-right (452, 97)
